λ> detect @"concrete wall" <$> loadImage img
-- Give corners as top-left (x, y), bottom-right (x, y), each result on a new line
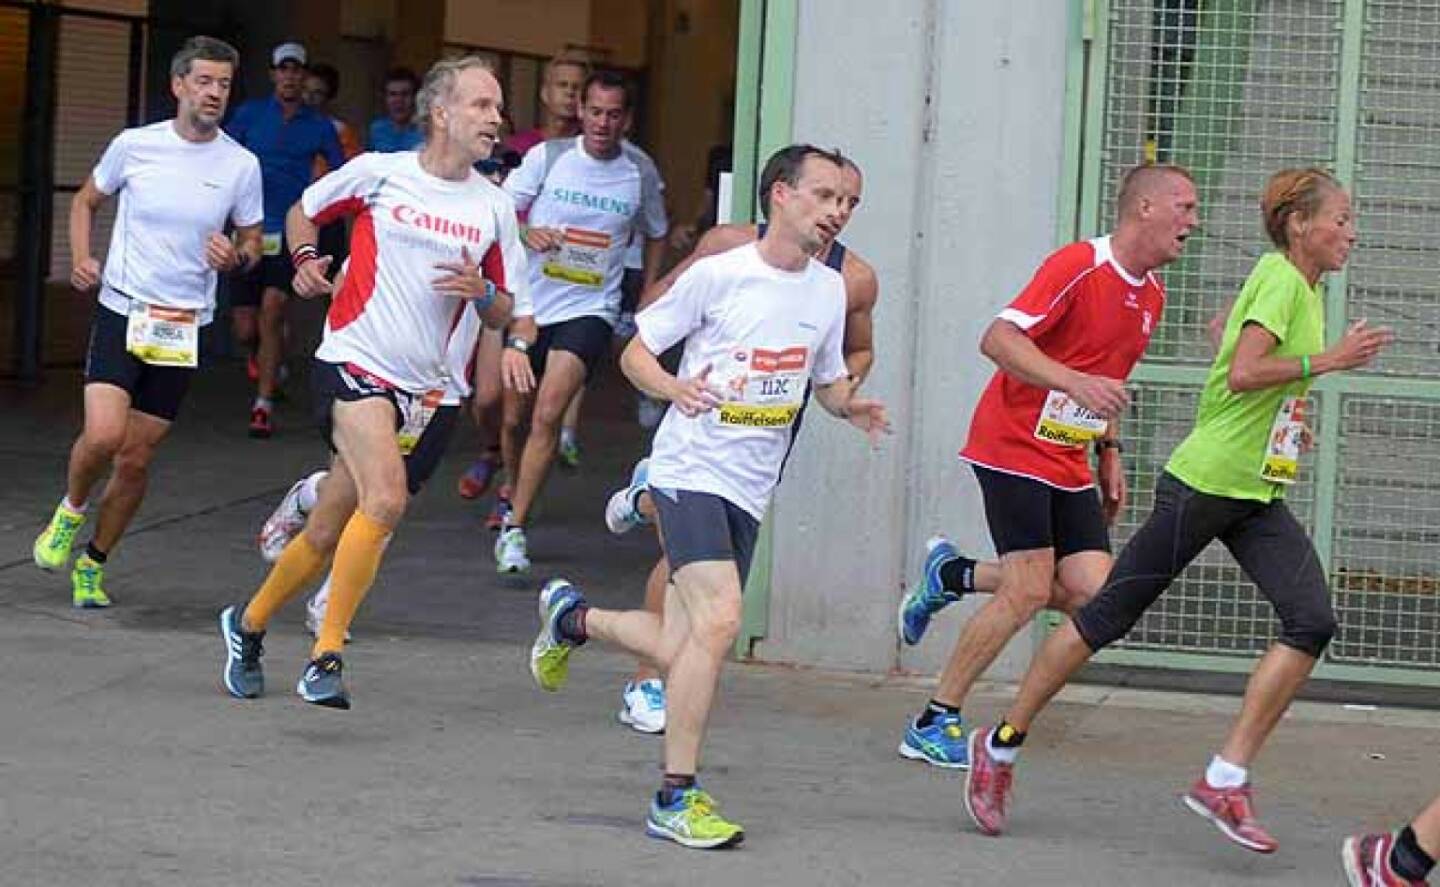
top-left (756, 0), bottom-right (1070, 678)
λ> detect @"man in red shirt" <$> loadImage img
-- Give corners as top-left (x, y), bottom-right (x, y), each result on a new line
top-left (894, 164), bottom-right (1198, 768)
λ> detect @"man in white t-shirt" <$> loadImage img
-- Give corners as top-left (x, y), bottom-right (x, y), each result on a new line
top-left (493, 69), bottom-right (668, 573)
top-left (32, 36), bottom-right (263, 609)
top-left (218, 56), bottom-right (519, 710)
top-left (527, 145), bottom-right (889, 849)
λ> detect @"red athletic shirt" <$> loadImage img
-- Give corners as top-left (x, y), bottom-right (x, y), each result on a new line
top-left (960, 236), bottom-right (1165, 490)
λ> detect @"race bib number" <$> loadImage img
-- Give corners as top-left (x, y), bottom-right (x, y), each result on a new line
top-left (716, 346), bottom-right (807, 429)
top-left (125, 302), bottom-right (199, 367)
top-left (542, 227), bottom-right (611, 287)
top-left (396, 389), bottom-right (444, 456)
top-left (261, 232), bottom-right (282, 257)
top-left (1260, 396), bottom-right (1306, 485)
top-left (1033, 390), bottom-right (1108, 447)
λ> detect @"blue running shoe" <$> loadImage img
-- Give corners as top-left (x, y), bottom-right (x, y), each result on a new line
top-left (296, 652), bottom-right (350, 709)
top-left (219, 605), bottom-right (265, 699)
top-left (898, 711), bottom-right (969, 769)
top-left (898, 536), bottom-right (964, 645)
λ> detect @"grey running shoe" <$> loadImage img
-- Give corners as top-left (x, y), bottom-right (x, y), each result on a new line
top-left (219, 605), bottom-right (265, 699)
top-left (296, 652), bottom-right (350, 710)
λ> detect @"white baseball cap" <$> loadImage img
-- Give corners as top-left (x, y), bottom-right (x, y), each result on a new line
top-left (271, 42), bottom-right (307, 67)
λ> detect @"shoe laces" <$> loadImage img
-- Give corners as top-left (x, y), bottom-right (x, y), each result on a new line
top-left (640, 682), bottom-right (665, 709)
top-left (52, 516), bottom-right (82, 550)
top-left (74, 559), bottom-right (102, 594)
top-left (240, 630), bottom-right (265, 665)
top-left (311, 652), bottom-right (343, 674)
top-left (681, 788), bottom-right (719, 818)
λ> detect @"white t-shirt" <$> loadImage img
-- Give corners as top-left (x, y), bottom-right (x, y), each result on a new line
top-left (624, 141), bottom-right (664, 272)
top-left (639, 243), bottom-right (848, 520)
top-left (92, 120), bottom-right (262, 325)
top-left (505, 136), bottom-right (667, 327)
top-left (306, 151), bottom-right (528, 394)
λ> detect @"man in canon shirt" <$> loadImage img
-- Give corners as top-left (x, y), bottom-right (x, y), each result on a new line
top-left (253, 227), bottom-right (529, 641)
top-left (493, 69), bottom-right (668, 574)
top-left (218, 56), bottom-right (518, 710)
top-left (527, 145), bottom-right (889, 850)
top-left (31, 36), bottom-right (262, 609)
top-left (893, 164), bottom-right (1198, 768)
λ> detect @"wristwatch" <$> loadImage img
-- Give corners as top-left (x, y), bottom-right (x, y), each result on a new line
top-left (505, 336), bottom-right (531, 354)
top-left (1094, 439), bottom-right (1124, 455)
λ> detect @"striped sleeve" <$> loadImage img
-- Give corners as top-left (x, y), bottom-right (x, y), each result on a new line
top-left (997, 241), bottom-right (1097, 339)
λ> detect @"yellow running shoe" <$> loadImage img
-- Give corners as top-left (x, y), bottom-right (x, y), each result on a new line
top-left (529, 578), bottom-right (585, 691)
top-left (33, 502), bottom-right (86, 571)
top-left (646, 787), bottom-right (745, 849)
top-left (72, 554), bottom-right (112, 609)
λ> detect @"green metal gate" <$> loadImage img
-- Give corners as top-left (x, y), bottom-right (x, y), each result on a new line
top-left (1067, 0), bottom-right (1440, 686)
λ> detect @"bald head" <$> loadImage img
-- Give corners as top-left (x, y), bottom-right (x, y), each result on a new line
top-left (1117, 164), bottom-right (1194, 221)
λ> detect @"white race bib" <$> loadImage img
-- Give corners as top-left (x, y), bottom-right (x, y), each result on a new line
top-left (1033, 390), bottom-right (1108, 447)
top-left (396, 389), bottom-right (444, 456)
top-left (542, 227), bottom-right (611, 288)
top-left (125, 302), bottom-right (199, 367)
top-left (716, 346), bottom-right (807, 429)
top-left (261, 232), bottom-right (283, 257)
top-left (1260, 396), bottom-right (1306, 485)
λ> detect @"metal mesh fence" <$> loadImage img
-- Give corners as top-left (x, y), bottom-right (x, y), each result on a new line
top-left (1101, 0), bottom-right (1341, 365)
top-left (1349, 1), bottom-right (1440, 376)
top-left (1090, 0), bottom-right (1440, 678)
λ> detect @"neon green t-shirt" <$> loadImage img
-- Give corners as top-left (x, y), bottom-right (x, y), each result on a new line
top-left (1166, 252), bottom-right (1325, 502)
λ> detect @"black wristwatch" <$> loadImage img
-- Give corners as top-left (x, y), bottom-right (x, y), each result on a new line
top-left (1094, 439), bottom-right (1124, 455)
top-left (505, 336), bottom-right (531, 354)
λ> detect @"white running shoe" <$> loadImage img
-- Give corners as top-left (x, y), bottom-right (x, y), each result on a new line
top-left (303, 578), bottom-right (351, 642)
top-left (495, 526), bottom-right (531, 574)
top-left (258, 471), bottom-right (325, 562)
top-left (604, 458), bottom-right (651, 535)
top-left (618, 678), bottom-right (666, 734)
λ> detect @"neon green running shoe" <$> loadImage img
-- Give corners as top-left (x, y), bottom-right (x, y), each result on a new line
top-left (33, 502), bottom-right (86, 571)
top-left (646, 787), bottom-right (745, 849)
top-left (529, 578), bottom-right (585, 691)
top-left (72, 554), bottom-right (112, 609)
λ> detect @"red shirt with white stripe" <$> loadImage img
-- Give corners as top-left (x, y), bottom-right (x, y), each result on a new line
top-left (305, 151), bottom-right (528, 394)
top-left (960, 235), bottom-right (1165, 490)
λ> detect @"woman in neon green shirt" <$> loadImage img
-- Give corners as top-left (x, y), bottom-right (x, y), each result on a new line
top-left (961, 168), bottom-right (1393, 853)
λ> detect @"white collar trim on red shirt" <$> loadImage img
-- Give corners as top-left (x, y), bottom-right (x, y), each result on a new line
top-left (1091, 235), bottom-right (1147, 287)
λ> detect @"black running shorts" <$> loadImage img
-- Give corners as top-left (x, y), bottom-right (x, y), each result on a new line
top-left (972, 463), bottom-right (1111, 559)
top-left (84, 304), bottom-right (196, 422)
top-left (651, 487), bottom-right (761, 585)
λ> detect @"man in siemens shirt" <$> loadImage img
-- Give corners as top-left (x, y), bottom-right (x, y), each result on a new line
top-left (32, 36), bottom-right (262, 608)
top-left (493, 69), bottom-right (668, 573)
top-left (225, 41), bottom-right (344, 437)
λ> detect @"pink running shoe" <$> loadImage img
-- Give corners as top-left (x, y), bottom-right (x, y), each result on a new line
top-left (1181, 777), bottom-right (1279, 854)
top-left (963, 727), bottom-right (1014, 836)
top-left (1343, 832), bottom-right (1430, 886)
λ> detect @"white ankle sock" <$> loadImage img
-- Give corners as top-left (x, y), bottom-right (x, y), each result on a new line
top-left (987, 731), bottom-right (1020, 764)
top-left (1205, 755), bottom-right (1248, 788)
top-left (61, 496), bottom-right (88, 514)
